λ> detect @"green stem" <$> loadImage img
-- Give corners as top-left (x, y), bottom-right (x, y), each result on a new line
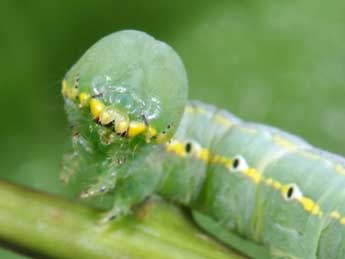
top-left (0, 181), bottom-right (246, 259)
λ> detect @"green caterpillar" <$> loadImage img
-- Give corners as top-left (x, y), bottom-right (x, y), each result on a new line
top-left (62, 30), bottom-right (345, 259)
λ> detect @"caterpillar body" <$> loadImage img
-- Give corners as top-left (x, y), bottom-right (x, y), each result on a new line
top-left (62, 30), bottom-right (345, 259)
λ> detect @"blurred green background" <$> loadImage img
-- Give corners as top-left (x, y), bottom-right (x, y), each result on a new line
top-left (1, 1), bottom-right (345, 258)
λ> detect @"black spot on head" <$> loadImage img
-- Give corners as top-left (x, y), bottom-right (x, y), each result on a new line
top-left (167, 124), bottom-right (171, 129)
top-left (287, 186), bottom-right (294, 199)
top-left (233, 158), bottom-right (240, 169)
top-left (100, 186), bottom-right (107, 192)
top-left (185, 142), bottom-right (192, 153)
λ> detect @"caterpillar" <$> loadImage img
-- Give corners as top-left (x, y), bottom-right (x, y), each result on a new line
top-left (62, 30), bottom-right (345, 259)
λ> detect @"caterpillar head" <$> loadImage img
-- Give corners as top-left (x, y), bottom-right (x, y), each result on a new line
top-left (62, 30), bottom-right (187, 143)
top-left (61, 30), bottom-right (188, 184)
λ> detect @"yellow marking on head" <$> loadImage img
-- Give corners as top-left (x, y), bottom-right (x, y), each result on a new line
top-left (127, 121), bottom-right (146, 137)
top-left (79, 92), bottom-right (91, 108)
top-left (147, 126), bottom-right (157, 138)
top-left (214, 115), bottom-right (232, 127)
top-left (62, 83), bottom-right (159, 140)
top-left (273, 135), bottom-right (297, 151)
top-left (330, 211), bottom-right (341, 220)
top-left (99, 107), bottom-right (117, 125)
top-left (67, 86), bottom-right (78, 100)
top-left (335, 164), bottom-right (345, 176)
top-left (61, 80), bottom-right (68, 96)
top-left (115, 120), bottom-right (129, 134)
top-left (156, 132), bottom-right (170, 144)
top-left (90, 98), bottom-right (105, 119)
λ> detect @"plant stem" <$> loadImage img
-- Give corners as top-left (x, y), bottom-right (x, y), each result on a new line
top-left (0, 180), bottom-right (246, 259)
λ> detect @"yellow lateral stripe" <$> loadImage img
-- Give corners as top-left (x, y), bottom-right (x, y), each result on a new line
top-left (198, 149), bottom-right (210, 162)
top-left (185, 104), bottom-right (345, 182)
top-left (166, 140), bottom-right (186, 157)
top-left (164, 139), bottom-right (334, 221)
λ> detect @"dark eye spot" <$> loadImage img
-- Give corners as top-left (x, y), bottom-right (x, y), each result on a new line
top-left (233, 158), bottom-right (240, 169)
top-left (100, 186), bottom-right (107, 192)
top-left (185, 142), bottom-right (192, 153)
top-left (287, 186), bottom-right (294, 199)
top-left (167, 124), bottom-right (171, 129)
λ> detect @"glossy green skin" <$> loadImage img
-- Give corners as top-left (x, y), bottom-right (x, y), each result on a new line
top-left (151, 101), bottom-right (345, 259)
